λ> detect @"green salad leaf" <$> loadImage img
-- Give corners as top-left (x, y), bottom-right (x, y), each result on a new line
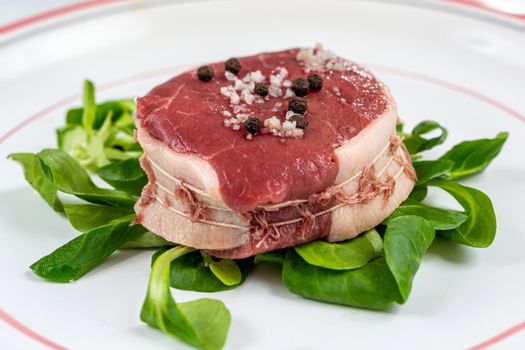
top-left (141, 246), bottom-right (230, 350)
top-left (57, 80), bottom-right (140, 170)
top-left (408, 185), bottom-right (428, 201)
top-left (294, 229), bottom-right (382, 270)
top-left (429, 179), bottom-right (496, 247)
top-left (283, 251), bottom-right (402, 310)
top-left (82, 80), bottom-right (96, 134)
top-left (385, 199), bottom-right (468, 230)
top-left (383, 215), bottom-right (435, 302)
top-left (96, 158), bottom-right (147, 196)
top-left (208, 258), bottom-right (242, 286)
top-left (63, 203), bottom-right (132, 232)
top-left (152, 249), bottom-right (253, 292)
top-left (413, 160), bottom-right (454, 185)
top-left (37, 149), bottom-right (136, 209)
top-left (63, 204), bottom-right (172, 249)
top-left (254, 250), bottom-right (286, 265)
top-left (30, 216), bottom-right (143, 282)
top-left (403, 120), bottom-right (448, 154)
top-left (9, 153), bottom-right (63, 212)
top-left (122, 231), bottom-right (173, 249)
top-left (439, 132), bottom-right (508, 180)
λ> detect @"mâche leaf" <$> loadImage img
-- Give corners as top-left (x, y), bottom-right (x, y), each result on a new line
top-left (429, 179), bottom-right (496, 247)
top-left (408, 185), bottom-right (428, 201)
top-left (30, 216), bottom-right (142, 282)
top-left (96, 158), bottom-right (147, 196)
top-left (37, 149), bottom-right (136, 209)
top-left (122, 231), bottom-right (173, 249)
top-left (283, 250), bottom-right (402, 310)
top-left (208, 259), bottom-right (242, 286)
top-left (152, 249), bottom-right (253, 292)
top-left (82, 80), bottom-right (96, 135)
top-left (383, 215), bottom-right (435, 302)
top-left (413, 159), bottom-right (455, 185)
top-left (59, 81), bottom-right (140, 170)
top-left (63, 203), bottom-right (133, 232)
top-left (141, 246), bottom-right (231, 350)
top-left (254, 250), bottom-right (286, 265)
top-left (439, 132), bottom-right (508, 180)
top-left (403, 120), bottom-right (448, 154)
top-left (294, 229), bottom-right (382, 270)
top-left (385, 199), bottom-right (468, 230)
top-left (9, 153), bottom-right (63, 212)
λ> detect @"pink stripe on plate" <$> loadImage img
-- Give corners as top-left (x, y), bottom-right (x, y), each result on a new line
top-left (0, 0), bottom-right (123, 35)
top-left (469, 321), bottom-right (525, 350)
top-left (444, 0), bottom-right (525, 21)
top-left (0, 308), bottom-right (68, 350)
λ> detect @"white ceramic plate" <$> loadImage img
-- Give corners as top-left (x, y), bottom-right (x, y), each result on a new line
top-left (1, 1), bottom-right (524, 349)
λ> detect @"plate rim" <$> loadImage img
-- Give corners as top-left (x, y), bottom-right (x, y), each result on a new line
top-left (1, 1), bottom-right (524, 349)
top-left (0, 0), bottom-right (524, 48)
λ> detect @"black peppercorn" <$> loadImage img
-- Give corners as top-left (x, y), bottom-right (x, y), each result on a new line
top-left (225, 58), bottom-right (241, 74)
top-left (307, 74), bottom-right (323, 90)
top-left (244, 117), bottom-right (262, 134)
top-left (288, 96), bottom-right (308, 114)
top-left (254, 82), bottom-right (269, 97)
top-left (289, 115), bottom-right (309, 129)
top-left (197, 65), bottom-right (214, 81)
top-left (291, 78), bottom-right (310, 97)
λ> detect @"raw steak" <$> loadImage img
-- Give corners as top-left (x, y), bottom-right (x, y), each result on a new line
top-left (134, 46), bottom-right (416, 259)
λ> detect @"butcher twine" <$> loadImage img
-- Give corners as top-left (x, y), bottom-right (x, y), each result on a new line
top-left (145, 134), bottom-right (415, 230)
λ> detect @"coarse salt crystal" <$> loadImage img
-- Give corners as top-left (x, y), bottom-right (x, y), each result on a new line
top-left (235, 113), bottom-right (249, 122)
top-left (283, 88), bottom-right (295, 99)
top-left (241, 90), bottom-right (255, 105)
top-left (225, 71), bottom-right (237, 81)
top-left (233, 104), bottom-right (248, 113)
top-left (254, 96), bottom-right (265, 104)
top-left (296, 43), bottom-right (344, 73)
top-left (264, 116), bottom-right (281, 130)
top-left (282, 120), bottom-right (296, 130)
top-left (247, 70), bottom-right (265, 83)
top-left (269, 85), bottom-right (282, 97)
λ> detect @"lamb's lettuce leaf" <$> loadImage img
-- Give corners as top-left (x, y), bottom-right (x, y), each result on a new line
top-left (37, 148), bottom-right (136, 209)
top-left (9, 153), bottom-right (63, 212)
top-left (122, 231), bottom-right (173, 249)
top-left (57, 80), bottom-right (140, 171)
top-left (385, 199), bottom-right (468, 230)
top-left (283, 251), bottom-right (402, 310)
top-left (254, 250), bottom-right (286, 265)
top-left (429, 179), bottom-right (496, 247)
top-left (207, 257), bottom-right (242, 286)
top-left (152, 249), bottom-right (253, 292)
top-left (408, 185), bottom-right (428, 201)
top-left (141, 246), bottom-right (230, 350)
top-left (30, 216), bottom-right (142, 282)
top-left (294, 229), bottom-right (382, 270)
top-left (383, 215), bottom-right (435, 302)
top-left (439, 132), bottom-right (508, 180)
top-left (413, 160), bottom-right (454, 185)
top-left (403, 120), bottom-right (448, 154)
top-left (96, 158), bottom-right (147, 196)
top-left (63, 203), bottom-right (132, 232)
